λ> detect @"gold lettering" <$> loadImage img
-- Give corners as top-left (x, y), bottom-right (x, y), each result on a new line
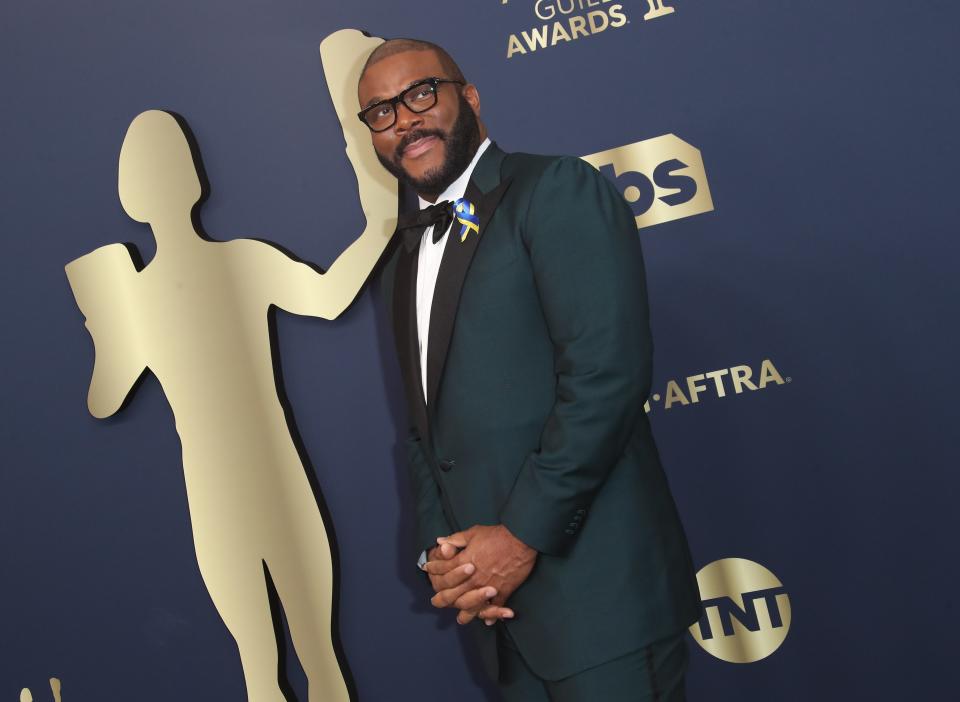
top-left (551, 21), bottom-right (573, 44)
top-left (758, 359), bottom-right (785, 388)
top-left (507, 33), bottom-right (527, 58)
top-left (609, 4), bottom-right (628, 27)
top-left (704, 369), bottom-right (729, 398)
top-left (686, 373), bottom-right (708, 403)
top-left (587, 9), bottom-right (609, 33)
top-left (535, 0), bottom-right (556, 20)
top-left (523, 25), bottom-right (550, 51)
top-left (730, 365), bottom-right (758, 393)
top-left (569, 15), bottom-right (590, 39)
top-left (664, 380), bottom-right (689, 409)
top-left (557, 0), bottom-right (576, 15)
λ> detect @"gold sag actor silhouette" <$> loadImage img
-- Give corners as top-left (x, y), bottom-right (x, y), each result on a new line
top-left (64, 30), bottom-right (395, 702)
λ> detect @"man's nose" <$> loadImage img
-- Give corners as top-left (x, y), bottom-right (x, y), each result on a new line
top-left (394, 102), bottom-right (423, 133)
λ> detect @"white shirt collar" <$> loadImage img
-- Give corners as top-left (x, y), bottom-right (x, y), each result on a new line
top-left (417, 137), bottom-right (492, 210)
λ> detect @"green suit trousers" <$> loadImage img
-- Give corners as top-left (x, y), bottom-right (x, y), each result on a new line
top-left (497, 626), bottom-right (688, 702)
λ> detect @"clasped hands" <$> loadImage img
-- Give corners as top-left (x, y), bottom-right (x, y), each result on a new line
top-left (424, 524), bottom-right (537, 626)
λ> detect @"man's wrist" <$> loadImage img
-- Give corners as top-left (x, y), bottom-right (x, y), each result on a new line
top-left (498, 523), bottom-right (538, 557)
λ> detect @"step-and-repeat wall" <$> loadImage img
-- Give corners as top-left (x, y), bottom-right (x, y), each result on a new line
top-left (3, 2), bottom-right (957, 700)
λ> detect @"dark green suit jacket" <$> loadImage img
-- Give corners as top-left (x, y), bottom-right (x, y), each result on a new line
top-left (383, 143), bottom-right (700, 681)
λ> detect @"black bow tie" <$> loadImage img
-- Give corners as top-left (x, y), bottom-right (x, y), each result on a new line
top-left (397, 200), bottom-right (455, 250)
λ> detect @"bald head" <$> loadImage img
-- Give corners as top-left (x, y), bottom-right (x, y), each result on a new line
top-left (360, 38), bottom-right (465, 85)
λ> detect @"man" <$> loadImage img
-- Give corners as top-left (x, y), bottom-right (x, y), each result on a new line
top-left (359, 38), bottom-right (701, 700)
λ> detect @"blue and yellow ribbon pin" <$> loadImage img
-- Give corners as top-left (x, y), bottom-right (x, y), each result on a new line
top-left (454, 198), bottom-right (480, 242)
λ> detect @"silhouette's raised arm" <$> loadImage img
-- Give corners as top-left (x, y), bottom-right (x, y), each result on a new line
top-left (244, 29), bottom-right (400, 319)
top-left (311, 219), bottom-right (394, 318)
top-left (239, 231), bottom-right (392, 320)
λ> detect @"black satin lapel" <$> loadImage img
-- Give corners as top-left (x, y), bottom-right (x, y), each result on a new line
top-left (392, 246), bottom-right (430, 442)
top-left (426, 177), bottom-right (513, 410)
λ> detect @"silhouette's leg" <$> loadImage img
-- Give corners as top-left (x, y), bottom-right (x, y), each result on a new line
top-left (198, 554), bottom-right (287, 702)
top-left (268, 514), bottom-right (349, 702)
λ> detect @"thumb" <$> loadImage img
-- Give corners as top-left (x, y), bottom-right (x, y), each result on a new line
top-left (437, 531), bottom-right (469, 549)
top-left (436, 541), bottom-right (459, 559)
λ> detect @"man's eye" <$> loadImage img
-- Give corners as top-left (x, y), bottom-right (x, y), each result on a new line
top-left (411, 87), bottom-right (434, 101)
top-left (375, 105), bottom-right (393, 118)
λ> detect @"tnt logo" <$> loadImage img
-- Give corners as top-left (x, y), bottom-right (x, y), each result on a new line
top-left (581, 134), bottom-right (714, 229)
top-left (689, 558), bottom-right (791, 663)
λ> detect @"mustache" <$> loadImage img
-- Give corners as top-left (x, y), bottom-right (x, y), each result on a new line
top-left (395, 129), bottom-right (445, 160)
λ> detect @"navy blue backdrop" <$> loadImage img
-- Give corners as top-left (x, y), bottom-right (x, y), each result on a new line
top-left (2, 1), bottom-right (958, 700)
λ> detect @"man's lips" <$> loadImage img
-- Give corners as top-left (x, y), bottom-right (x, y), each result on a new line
top-left (402, 135), bottom-right (440, 159)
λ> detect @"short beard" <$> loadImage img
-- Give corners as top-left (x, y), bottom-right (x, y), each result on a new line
top-left (377, 94), bottom-right (482, 201)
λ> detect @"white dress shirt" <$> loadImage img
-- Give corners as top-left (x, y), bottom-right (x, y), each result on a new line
top-left (414, 137), bottom-right (491, 403)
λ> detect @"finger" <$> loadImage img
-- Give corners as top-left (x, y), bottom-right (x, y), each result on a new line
top-left (490, 592), bottom-right (509, 607)
top-left (479, 605), bottom-right (514, 621)
top-left (431, 578), bottom-right (486, 609)
top-left (436, 565), bottom-right (480, 591)
top-left (424, 559), bottom-right (472, 578)
top-left (457, 608), bottom-right (479, 626)
top-left (438, 541), bottom-right (459, 559)
top-left (427, 543), bottom-right (454, 562)
top-left (425, 564), bottom-right (475, 594)
top-left (452, 587), bottom-right (498, 613)
top-left (429, 542), bottom-right (459, 561)
top-left (437, 531), bottom-right (469, 549)
top-left (437, 536), bottom-right (469, 550)
top-left (430, 561), bottom-right (481, 590)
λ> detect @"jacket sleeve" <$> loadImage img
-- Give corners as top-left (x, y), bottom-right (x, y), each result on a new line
top-left (499, 156), bottom-right (652, 557)
top-left (406, 428), bottom-right (455, 558)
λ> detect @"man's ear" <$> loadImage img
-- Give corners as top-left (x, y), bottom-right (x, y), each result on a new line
top-left (462, 83), bottom-right (481, 116)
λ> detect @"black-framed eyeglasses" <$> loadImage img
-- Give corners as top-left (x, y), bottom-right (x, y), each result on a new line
top-left (358, 77), bottom-right (465, 133)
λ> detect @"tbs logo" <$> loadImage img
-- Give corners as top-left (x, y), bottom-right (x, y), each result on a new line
top-left (581, 134), bottom-right (714, 229)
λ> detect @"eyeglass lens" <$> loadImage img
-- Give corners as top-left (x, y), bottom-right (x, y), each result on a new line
top-left (365, 82), bottom-right (438, 131)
